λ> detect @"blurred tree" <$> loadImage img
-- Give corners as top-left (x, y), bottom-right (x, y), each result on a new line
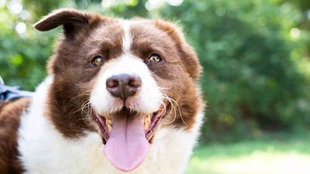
top-left (104, 0), bottom-right (149, 18)
top-left (22, 0), bottom-right (64, 19)
top-left (0, 0), bottom-right (309, 142)
top-left (159, 0), bottom-right (310, 142)
top-left (283, 0), bottom-right (310, 59)
top-left (0, 1), bottom-right (54, 90)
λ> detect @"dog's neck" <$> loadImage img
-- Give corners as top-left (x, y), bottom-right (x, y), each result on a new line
top-left (18, 76), bottom-right (204, 174)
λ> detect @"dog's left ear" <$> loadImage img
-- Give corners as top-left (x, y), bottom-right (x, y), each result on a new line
top-left (34, 8), bottom-right (96, 39)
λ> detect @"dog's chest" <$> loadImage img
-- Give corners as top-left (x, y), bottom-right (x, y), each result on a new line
top-left (17, 77), bottom-right (200, 174)
top-left (18, 116), bottom-right (194, 174)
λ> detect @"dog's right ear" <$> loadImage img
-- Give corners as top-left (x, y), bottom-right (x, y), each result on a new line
top-left (34, 8), bottom-right (93, 39)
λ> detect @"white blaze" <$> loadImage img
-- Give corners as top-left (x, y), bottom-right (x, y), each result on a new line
top-left (90, 20), bottom-right (163, 115)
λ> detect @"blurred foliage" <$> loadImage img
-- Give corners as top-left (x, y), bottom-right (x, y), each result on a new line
top-left (0, 1), bottom-right (51, 89)
top-left (158, 0), bottom-right (310, 142)
top-left (0, 0), bottom-right (309, 142)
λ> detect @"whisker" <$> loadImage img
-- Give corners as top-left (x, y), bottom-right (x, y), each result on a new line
top-left (161, 94), bottom-right (177, 125)
top-left (68, 98), bottom-right (92, 121)
top-left (68, 90), bottom-right (92, 103)
top-left (168, 97), bottom-right (188, 127)
top-left (161, 93), bottom-right (188, 127)
top-left (158, 86), bottom-right (172, 90)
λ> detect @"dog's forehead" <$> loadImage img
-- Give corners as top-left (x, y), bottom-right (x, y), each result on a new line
top-left (79, 18), bottom-right (177, 64)
top-left (89, 18), bottom-right (171, 47)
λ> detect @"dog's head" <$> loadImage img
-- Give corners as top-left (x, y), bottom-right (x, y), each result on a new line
top-left (35, 9), bottom-right (202, 172)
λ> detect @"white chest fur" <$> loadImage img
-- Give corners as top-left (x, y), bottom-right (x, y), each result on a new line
top-left (17, 77), bottom-right (203, 174)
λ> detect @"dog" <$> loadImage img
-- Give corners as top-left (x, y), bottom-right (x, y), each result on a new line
top-left (0, 9), bottom-right (204, 174)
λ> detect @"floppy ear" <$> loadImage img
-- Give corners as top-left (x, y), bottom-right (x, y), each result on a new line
top-left (34, 8), bottom-right (92, 39)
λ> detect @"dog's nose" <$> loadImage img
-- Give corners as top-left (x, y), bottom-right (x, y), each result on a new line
top-left (106, 74), bottom-right (142, 100)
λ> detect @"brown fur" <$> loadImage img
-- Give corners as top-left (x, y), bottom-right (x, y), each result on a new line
top-left (41, 12), bottom-right (125, 138)
top-left (35, 9), bottom-right (203, 138)
top-left (0, 98), bottom-right (30, 173)
top-left (0, 9), bottom-right (203, 173)
top-left (130, 20), bottom-right (202, 130)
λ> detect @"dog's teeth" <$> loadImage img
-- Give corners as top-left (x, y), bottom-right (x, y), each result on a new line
top-left (107, 123), bottom-right (112, 132)
top-left (106, 113), bottom-right (111, 119)
top-left (144, 114), bottom-right (151, 130)
top-left (106, 116), bottom-right (112, 132)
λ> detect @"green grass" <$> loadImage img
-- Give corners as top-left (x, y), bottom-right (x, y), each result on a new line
top-left (186, 133), bottom-right (310, 174)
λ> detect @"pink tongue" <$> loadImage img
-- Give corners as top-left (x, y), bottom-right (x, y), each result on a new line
top-left (104, 113), bottom-right (149, 172)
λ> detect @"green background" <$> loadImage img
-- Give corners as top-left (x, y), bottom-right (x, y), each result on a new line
top-left (1, 1), bottom-right (310, 173)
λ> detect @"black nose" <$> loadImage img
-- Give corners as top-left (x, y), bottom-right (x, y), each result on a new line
top-left (106, 74), bottom-right (142, 100)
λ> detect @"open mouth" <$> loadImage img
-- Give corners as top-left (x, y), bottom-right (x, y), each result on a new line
top-left (95, 105), bottom-right (165, 143)
top-left (94, 105), bottom-right (165, 172)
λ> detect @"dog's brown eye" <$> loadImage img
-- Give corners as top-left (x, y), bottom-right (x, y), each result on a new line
top-left (148, 54), bottom-right (162, 64)
top-left (91, 56), bottom-right (104, 67)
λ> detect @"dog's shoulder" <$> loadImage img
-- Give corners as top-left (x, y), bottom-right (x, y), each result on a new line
top-left (0, 98), bottom-right (31, 174)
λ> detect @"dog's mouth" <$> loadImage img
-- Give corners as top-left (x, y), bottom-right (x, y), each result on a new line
top-left (94, 105), bottom-right (165, 172)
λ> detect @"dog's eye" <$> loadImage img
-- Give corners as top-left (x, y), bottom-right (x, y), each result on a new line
top-left (91, 56), bottom-right (104, 67)
top-left (147, 54), bottom-right (162, 64)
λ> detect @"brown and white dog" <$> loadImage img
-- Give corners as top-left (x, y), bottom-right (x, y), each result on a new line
top-left (0, 9), bottom-right (204, 174)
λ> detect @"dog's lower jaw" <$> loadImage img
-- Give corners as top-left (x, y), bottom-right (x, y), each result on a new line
top-left (94, 105), bottom-right (166, 172)
top-left (17, 76), bottom-right (203, 174)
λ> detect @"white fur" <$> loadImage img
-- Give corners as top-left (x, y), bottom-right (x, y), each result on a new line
top-left (90, 55), bottom-right (163, 115)
top-left (17, 20), bottom-right (203, 174)
top-left (121, 20), bottom-right (132, 53)
top-left (90, 21), bottom-right (163, 115)
top-left (18, 76), bottom-right (203, 174)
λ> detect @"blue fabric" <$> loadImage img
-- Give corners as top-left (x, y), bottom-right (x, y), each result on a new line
top-left (0, 77), bottom-right (33, 101)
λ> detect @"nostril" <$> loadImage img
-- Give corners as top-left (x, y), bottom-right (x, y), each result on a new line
top-left (106, 78), bottom-right (119, 89)
top-left (128, 77), bottom-right (142, 88)
top-left (106, 78), bottom-right (122, 99)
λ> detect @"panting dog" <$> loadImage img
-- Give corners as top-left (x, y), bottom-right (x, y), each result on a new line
top-left (0, 9), bottom-right (204, 174)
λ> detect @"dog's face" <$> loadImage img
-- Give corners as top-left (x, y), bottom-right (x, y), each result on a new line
top-left (35, 9), bottom-right (202, 172)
